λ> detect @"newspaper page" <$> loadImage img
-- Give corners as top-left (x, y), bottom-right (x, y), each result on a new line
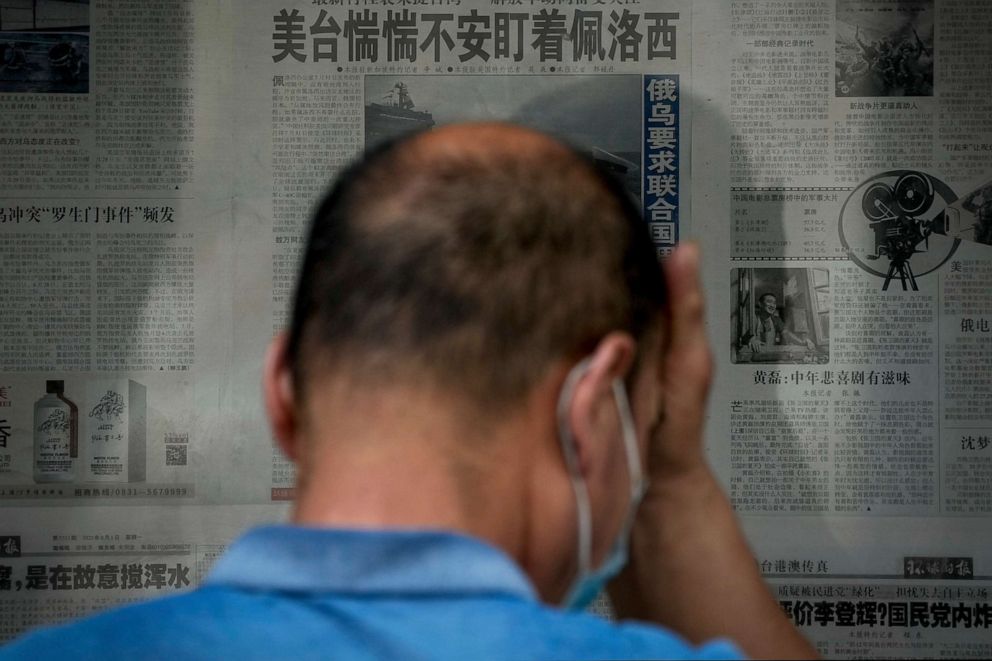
top-left (692, 1), bottom-right (992, 657)
top-left (1, 0), bottom-right (990, 658)
top-left (0, 0), bottom-right (257, 505)
top-left (0, 0), bottom-right (288, 639)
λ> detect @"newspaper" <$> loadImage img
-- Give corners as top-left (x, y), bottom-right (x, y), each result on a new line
top-left (1, 0), bottom-right (990, 657)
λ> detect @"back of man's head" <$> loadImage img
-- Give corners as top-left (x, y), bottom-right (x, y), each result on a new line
top-left (286, 123), bottom-right (666, 414)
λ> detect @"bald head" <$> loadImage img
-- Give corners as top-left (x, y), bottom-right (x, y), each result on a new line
top-left (286, 122), bottom-right (666, 414)
top-left (401, 122), bottom-right (575, 163)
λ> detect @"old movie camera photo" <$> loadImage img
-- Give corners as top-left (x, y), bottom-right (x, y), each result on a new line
top-left (732, 268), bottom-right (830, 365)
top-left (835, 0), bottom-right (933, 97)
top-left (0, 0), bottom-right (89, 93)
top-left (839, 170), bottom-right (966, 291)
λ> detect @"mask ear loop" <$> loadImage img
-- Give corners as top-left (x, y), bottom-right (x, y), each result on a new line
top-left (556, 358), bottom-right (593, 595)
top-left (612, 379), bottom-right (647, 505)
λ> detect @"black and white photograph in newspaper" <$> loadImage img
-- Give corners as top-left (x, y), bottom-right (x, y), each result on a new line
top-left (732, 267), bottom-right (830, 364)
top-left (0, 0), bottom-right (89, 93)
top-left (364, 75), bottom-right (642, 198)
top-left (946, 178), bottom-right (992, 247)
top-left (835, 0), bottom-right (933, 98)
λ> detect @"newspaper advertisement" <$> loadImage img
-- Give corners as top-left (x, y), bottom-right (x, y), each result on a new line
top-left (1, 0), bottom-right (990, 657)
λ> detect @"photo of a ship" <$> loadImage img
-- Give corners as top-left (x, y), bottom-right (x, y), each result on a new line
top-left (365, 82), bottom-right (436, 148)
top-left (364, 75), bottom-right (642, 198)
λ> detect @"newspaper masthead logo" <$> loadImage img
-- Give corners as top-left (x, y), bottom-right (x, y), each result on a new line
top-left (0, 536), bottom-right (21, 557)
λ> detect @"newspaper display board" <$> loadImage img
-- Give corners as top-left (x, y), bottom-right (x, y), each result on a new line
top-left (0, 1), bottom-right (990, 657)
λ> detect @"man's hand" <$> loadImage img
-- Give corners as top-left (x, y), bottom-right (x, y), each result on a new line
top-left (609, 243), bottom-right (819, 660)
top-left (646, 242), bottom-right (714, 482)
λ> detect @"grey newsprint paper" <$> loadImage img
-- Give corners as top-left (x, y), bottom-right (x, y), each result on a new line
top-left (0, 1), bottom-right (990, 656)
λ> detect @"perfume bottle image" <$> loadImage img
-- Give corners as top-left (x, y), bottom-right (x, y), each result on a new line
top-left (33, 380), bottom-right (78, 483)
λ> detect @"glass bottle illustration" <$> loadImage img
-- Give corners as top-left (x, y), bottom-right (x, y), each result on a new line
top-left (33, 380), bottom-right (78, 483)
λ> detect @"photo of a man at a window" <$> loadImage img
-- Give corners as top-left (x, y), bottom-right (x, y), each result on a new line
top-left (732, 268), bottom-right (830, 364)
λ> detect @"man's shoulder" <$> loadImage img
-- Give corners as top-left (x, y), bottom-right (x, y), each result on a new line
top-left (1, 586), bottom-right (248, 660)
top-left (3, 586), bottom-right (743, 660)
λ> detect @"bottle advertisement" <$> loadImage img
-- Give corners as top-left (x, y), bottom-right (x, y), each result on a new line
top-left (32, 380), bottom-right (78, 483)
top-left (0, 376), bottom-right (194, 501)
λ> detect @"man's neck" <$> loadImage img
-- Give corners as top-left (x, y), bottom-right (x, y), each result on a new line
top-left (290, 382), bottom-right (531, 556)
top-left (293, 443), bottom-right (487, 533)
top-left (285, 372), bottom-right (577, 603)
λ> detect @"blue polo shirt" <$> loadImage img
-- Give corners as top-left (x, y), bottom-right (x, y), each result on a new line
top-left (2, 525), bottom-right (743, 660)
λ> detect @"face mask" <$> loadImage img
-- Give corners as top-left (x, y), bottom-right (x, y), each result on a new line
top-left (556, 358), bottom-right (647, 611)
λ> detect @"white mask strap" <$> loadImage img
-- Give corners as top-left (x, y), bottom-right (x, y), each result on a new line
top-left (556, 358), bottom-right (593, 581)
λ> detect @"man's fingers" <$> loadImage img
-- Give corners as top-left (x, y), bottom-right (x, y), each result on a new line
top-left (645, 242), bottom-right (714, 479)
top-left (663, 243), bottom-right (713, 400)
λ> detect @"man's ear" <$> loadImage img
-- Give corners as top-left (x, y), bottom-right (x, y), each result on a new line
top-left (263, 332), bottom-right (301, 463)
top-left (566, 332), bottom-right (636, 476)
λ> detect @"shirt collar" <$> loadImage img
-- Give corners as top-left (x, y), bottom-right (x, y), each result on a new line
top-left (205, 525), bottom-right (538, 600)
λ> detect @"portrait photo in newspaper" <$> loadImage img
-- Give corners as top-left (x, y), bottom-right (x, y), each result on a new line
top-left (0, 0), bottom-right (89, 94)
top-left (732, 267), bottom-right (830, 364)
top-left (835, 0), bottom-right (933, 98)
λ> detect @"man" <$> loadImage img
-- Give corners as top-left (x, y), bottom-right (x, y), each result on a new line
top-left (854, 26), bottom-right (880, 65)
top-left (1, 41), bottom-right (26, 72)
top-left (961, 185), bottom-right (992, 245)
top-left (3, 124), bottom-right (817, 659)
top-left (748, 292), bottom-right (816, 353)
